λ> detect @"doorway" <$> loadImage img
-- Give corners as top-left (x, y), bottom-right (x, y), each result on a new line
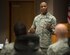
top-left (9, 1), bottom-right (35, 42)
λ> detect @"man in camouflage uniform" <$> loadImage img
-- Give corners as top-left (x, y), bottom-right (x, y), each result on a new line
top-left (47, 24), bottom-right (69, 55)
top-left (28, 2), bottom-right (56, 54)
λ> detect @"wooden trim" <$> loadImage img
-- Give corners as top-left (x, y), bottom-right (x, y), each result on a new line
top-left (8, 0), bottom-right (34, 2)
top-left (9, 1), bottom-right (12, 43)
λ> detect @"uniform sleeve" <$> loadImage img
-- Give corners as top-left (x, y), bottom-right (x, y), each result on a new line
top-left (47, 46), bottom-right (55, 55)
top-left (51, 17), bottom-right (56, 27)
top-left (51, 17), bottom-right (57, 33)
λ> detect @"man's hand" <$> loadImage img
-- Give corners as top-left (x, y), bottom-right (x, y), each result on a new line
top-left (47, 23), bottom-right (52, 29)
top-left (28, 28), bottom-right (35, 34)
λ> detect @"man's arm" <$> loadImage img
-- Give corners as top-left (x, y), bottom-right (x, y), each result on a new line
top-left (51, 17), bottom-right (57, 29)
top-left (28, 25), bottom-right (36, 34)
top-left (50, 17), bottom-right (57, 34)
top-left (28, 19), bottom-right (36, 34)
top-left (47, 17), bottom-right (56, 34)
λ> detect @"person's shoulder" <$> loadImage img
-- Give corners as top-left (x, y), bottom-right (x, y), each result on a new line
top-left (34, 14), bottom-right (41, 20)
top-left (48, 42), bottom-right (59, 52)
top-left (5, 42), bottom-right (14, 50)
top-left (0, 42), bottom-right (14, 55)
top-left (47, 12), bottom-right (56, 19)
top-left (48, 42), bottom-right (57, 49)
top-left (49, 41), bottom-right (69, 52)
top-left (26, 34), bottom-right (39, 39)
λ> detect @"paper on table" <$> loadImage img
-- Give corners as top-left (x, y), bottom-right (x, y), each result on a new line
top-left (0, 44), bottom-right (3, 49)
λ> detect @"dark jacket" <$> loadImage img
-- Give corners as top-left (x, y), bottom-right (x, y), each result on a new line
top-left (0, 34), bottom-right (45, 55)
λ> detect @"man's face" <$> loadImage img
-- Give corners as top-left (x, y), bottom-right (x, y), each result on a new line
top-left (40, 2), bottom-right (48, 14)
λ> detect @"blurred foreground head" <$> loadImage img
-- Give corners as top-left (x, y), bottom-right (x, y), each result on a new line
top-left (14, 22), bottom-right (27, 36)
top-left (55, 24), bottom-right (68, 38)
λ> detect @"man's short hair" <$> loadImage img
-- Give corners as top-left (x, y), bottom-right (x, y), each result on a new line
top-left (14, 22), bottom-right (27, 36)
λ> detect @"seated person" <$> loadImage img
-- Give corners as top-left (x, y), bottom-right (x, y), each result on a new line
top-left (63, 38), bottom-right (70, 55)
top-left (0, 22), bottom-right (44, 55)
top-left (47, 24), bottom-right (69, 55)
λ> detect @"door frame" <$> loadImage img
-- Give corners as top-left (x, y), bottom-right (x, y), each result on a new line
top-left (9, 0), bottom-right (35, 42)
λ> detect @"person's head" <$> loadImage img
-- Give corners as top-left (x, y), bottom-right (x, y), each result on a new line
top-left (40, 2), bottom-right (48, 15)
top-left (14, 22), bottom-right (27, 36)
top-left (55, 24), bottom-right (68, 39)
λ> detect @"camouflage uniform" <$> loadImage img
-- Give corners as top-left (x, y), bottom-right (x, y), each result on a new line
top-left (47, 38), bottom-right (69, 55)
top-left (0, 43), bottom-right (14, 55)
top-left (31, 12), bottom-right (56, 54)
